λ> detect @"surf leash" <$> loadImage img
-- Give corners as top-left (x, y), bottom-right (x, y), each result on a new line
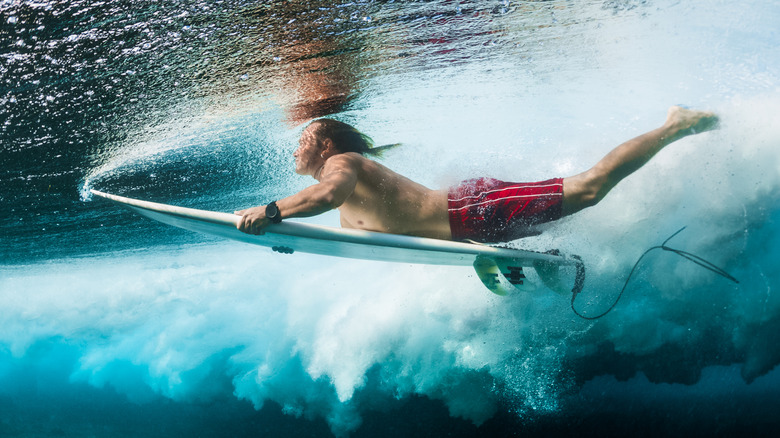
top-left (570, 226), bottom-right (739, 320)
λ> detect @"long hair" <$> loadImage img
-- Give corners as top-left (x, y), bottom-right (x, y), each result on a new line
top-left (308, 118), bottom-right (400, 157)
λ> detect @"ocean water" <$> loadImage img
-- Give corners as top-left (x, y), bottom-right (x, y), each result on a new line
top-left (2, 0), bottom-right (780, 436)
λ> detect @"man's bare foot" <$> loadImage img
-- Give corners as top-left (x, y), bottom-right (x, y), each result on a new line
top-left (665, 105), bottom-right (720, 139)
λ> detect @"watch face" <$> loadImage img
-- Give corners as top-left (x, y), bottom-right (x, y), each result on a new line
top-left (266, 202), bottom-right (281, 222)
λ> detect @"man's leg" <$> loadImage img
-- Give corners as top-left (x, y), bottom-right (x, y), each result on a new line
top-left (562, 106), bottom-right (719, 216)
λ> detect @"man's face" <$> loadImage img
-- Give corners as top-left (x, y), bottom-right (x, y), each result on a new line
top-left (294, 128), bottom-right (323, 175)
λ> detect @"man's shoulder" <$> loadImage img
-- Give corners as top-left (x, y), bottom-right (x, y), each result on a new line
top-left (328, 152), bottom-right (374, 167)
top-left (327, 152), bottom-right (396, 183)
top-left (321, 153), bottom-right (367, 177)
top-left (340, 151), bottom-right (369, 161)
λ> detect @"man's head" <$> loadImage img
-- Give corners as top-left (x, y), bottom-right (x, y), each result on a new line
top-left (294, 119), bottom-right (399, 176)
top-left (294, 119), bottom-right (374, 176)
top-left (303, 118), bottom-right (375, 155)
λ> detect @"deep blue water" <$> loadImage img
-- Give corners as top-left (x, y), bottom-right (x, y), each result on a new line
top-left (2, 0), bottom-right (780, 436)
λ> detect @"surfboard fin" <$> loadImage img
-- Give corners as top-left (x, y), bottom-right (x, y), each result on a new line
top-left (473, 255), bottom-right (537, 296)
top-left (533, 251), bottom-right (586, 296)
top-left (473, 252), bottom-right (586, 297)
top-left (532, 259), bottom-right (568, 294)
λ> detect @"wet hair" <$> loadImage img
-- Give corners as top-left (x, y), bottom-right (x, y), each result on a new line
top-left (307, 118), bottom-right (400, 157)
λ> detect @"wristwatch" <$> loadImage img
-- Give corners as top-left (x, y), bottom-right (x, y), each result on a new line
top-left (265, 201), bottom-right (282, 224)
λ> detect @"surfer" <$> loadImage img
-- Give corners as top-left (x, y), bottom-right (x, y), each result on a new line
top-left (236, 106), bottom-right (719, 243)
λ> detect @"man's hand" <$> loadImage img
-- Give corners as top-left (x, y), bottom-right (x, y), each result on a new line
top-left (235, 206), bottom-right (270, 235)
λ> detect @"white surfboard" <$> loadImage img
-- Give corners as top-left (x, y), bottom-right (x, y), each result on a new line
top-left (91, 190), bottom-right (584, 295)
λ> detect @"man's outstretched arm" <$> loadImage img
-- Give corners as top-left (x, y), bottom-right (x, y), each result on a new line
top-left (235, 155), bottom-right (358, 235)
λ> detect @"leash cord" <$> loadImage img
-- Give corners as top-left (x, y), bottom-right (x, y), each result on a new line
top-left (571, 227), bottom-right (739, 320)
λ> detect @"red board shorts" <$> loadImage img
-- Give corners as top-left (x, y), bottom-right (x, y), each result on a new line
top-left (448, 177), bottom-right (564, 243)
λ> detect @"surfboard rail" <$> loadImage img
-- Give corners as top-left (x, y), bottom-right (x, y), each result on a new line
top-left (91, 190), bottom-right (578, 265)
top-left (91, 190), bottom-right (585, 295)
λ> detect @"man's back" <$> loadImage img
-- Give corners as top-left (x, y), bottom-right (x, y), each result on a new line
top-left (334, 152), bottom-right (452, 240)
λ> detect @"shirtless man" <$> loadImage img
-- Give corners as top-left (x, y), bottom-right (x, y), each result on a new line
top-left (236, 106), bottom-right (719, 243)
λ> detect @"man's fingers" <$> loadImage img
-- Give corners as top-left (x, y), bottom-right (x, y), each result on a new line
top-left (237, 214), bottom-right (249, 232)
top-left (236, 214), bottom-right (266, 235)
top-left (247, 223), bottom-right (265, 235)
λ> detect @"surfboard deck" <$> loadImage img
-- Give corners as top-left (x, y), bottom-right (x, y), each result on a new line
top-left (91, 190), bottom-right (584, 295)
